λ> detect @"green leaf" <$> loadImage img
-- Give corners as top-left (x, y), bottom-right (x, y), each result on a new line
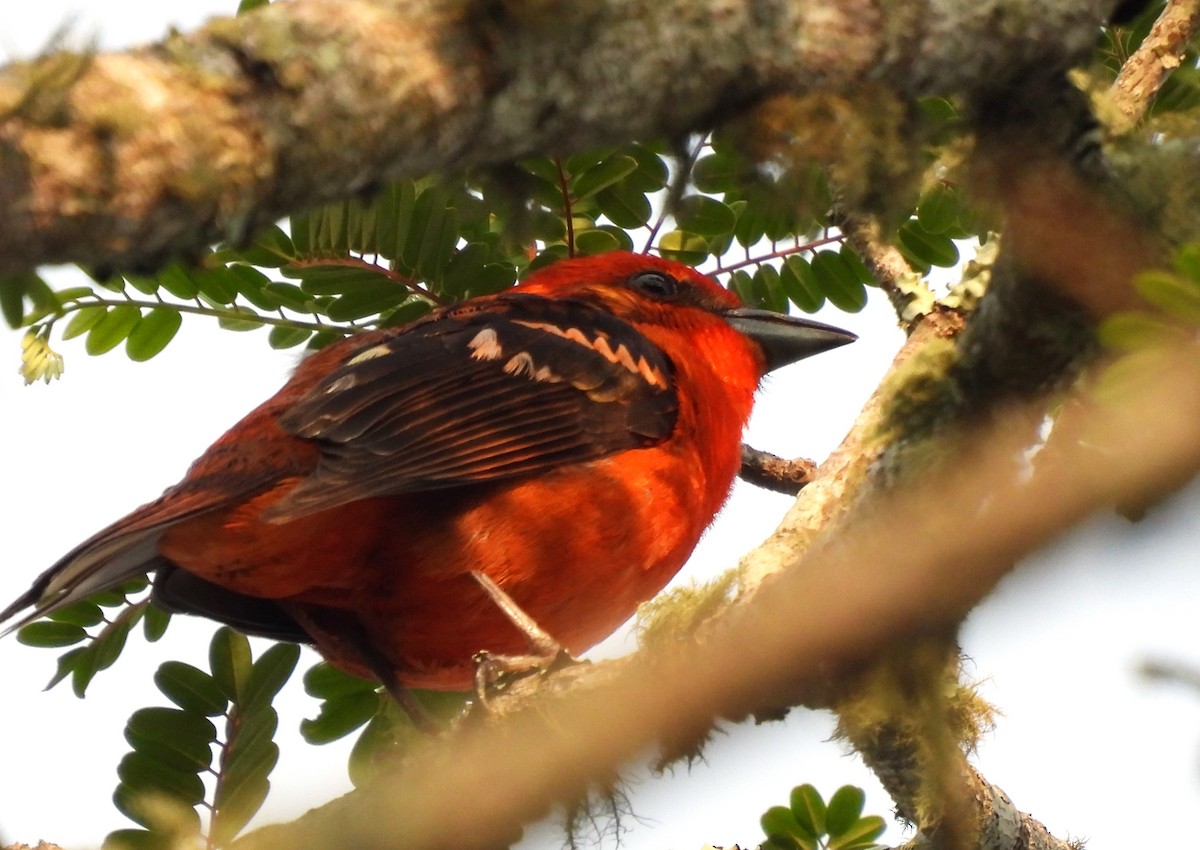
top-left (216, 313), bottom-right (266, 332)
top-left (1134, 269), bottom-right (1200, 325)
top-left (918, 96), bottom-right (958, 123)
top-left (126, 707), bottom-right (218, 754)
top-left (54, 285), bottom-right (98, 304)
top-left (761, 806), bottom-right (815, 850)
top-left (594, 224), bottom-right (635, 252)
top-left (62, 304), bottom-right (108, 340)
top-left (124, 274), bottom-right (160, 296)
top-left (154, 661), bottom-right (228, 716)
top-left (210, 627), bottom-right (253, 702)
top-left (86, 305), bottom-right (142, 355)
top-left (125, 725), bottom-right (213, 774)
top-left (595, 183), bottom-right (653, 229)
top-left (897, 220), bottom-right (959, 269)
top-left (211, 773), bottom-right (270, 847)
top-left (789, 784), bottom-right (826, 838)
top-left (811, 251), bottom-right (867, 313)
top-left (156, 265), bottom-right (201, 300)
top-left (828, 815), bottom-right (886, 850)
top-left (237, 224), bottom-right (294, 267)
top-left (840, 244), bottom-right (875, 286)
top-left (753, 263), bottom-right (789, 314)
top-left (761, 839), bottom-right (801, 850)
top-left (94, 578), bottom-right (147, 606)
top-left (400, 186), bottom-right (448, 276)
top-left (527, 243), bottom-right (571, 273)
top-left (306, 328), bottom-right (346, 350)
top-left (440, 242), bottom-right (493, 298)
top-left (226, 265), bottom-right (279, 311)
top-left (728, 270), bottom-right (756, 308)
top-left (916, 186), bottom-right (959, 234)
top-left (260, 281), bottom-right (312, 312)
top-left (213, 705), bottom-right (280, 844)
top-left (692, 153), bottom-right (740, 194)
top-left (624, 143), bottom-right (669, 192)
top-left (268, 325), bottom-right (313, 349)
top-left (193, 267), bottom-right (240, 305)
top-left (565, 148), bottom-right (615, 177)
top-left (572, 155), bottom-right (639, 202)
top-left (349, 195), bottom-right (379, 255)
top-left (825, 785), bottom-right (867, 837)
top-left (47, 601), bottom-right (105, 627)
top-left (243, 642), bottom-right (301, 712)
top-left (348, 704), bottom-right (408, 787)
top-left (0, 272), bottom-right (38, 327)
top-left (288, 265), bottom-right (388, 296)
top-left (125, 309), bottom-right (182, 362)
top-left (304, 661), bottom-right (379, 699)
top-left (575, 228), bottom-right (622, 256)
top-left (381, 299), bottom-right (435, 327)
top-left (1098, 311), bottom-right (1180, 351)
top-left (45, 647), bottom-right (87, 690)
top-left (657, 230), bottom-right (709, 265)
top-left (17, 620), bottom-right (87, 648)
top-left (222, 712), bottom-right (279, 786)
top-left (73, 605), bottom-right (144, 695)
top-left (415, 203), bottom-right (459, 281)
top-left (301, 690), bottom-right (382, 744)
top-left (734, 195), bottom-right (768, 247)
top-left (326, 287), bottom-right (411, 322)
top-left (1172, 243), bottom-right (1200, 281)
top-left (117, 751), bottom-right (206, 806)
top-left (780, 255), bottom-right (825, 313)
top-left (675, 195), bottom-right (736, 237)
top-left (143, 605), bottom-right (171, 642)
top-left (103, 828), bottom-right (174, 850)
top-left (465, 263), bottom-right (518, 298)
top-left (374, 181), bottom-right (417, 260)
top-left (112, 783), bottom-right (185, 832)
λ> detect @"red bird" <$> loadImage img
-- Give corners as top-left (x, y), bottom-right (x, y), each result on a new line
top-left (2, 252), bottom-right (853, 705)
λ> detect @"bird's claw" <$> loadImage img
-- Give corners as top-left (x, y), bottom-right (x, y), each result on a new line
top-left (470, 647), bottom-right (582, 710)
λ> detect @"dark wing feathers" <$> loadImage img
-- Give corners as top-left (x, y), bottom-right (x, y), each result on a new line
top-left (267, 294), bottom-right (678, 521)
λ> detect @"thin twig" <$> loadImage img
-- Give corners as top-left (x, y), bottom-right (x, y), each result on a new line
top-left (738, 445), bottom-right (816, 495)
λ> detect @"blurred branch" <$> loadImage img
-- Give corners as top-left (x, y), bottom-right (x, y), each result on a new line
top-left (1141, 658), bottom-right (1200, 693)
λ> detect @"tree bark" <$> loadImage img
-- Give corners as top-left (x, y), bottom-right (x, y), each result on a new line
top-left (0, 0), bottom-right (1120, 275)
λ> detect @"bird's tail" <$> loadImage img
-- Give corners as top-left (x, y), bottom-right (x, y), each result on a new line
top-left (0, 523), bottom-right (169, 636)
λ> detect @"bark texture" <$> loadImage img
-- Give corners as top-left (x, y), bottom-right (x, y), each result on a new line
top-left (0, 0), bottom-right (1120, 275)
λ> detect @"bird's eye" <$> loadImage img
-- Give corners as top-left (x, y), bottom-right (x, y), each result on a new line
top-left (629, 271), bottom-right (679, 299)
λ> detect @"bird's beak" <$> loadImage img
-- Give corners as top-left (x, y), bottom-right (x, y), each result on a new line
top-left (725, 308), bottom-right (857, 373)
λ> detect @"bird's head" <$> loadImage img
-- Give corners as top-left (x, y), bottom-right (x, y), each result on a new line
top-left (515, 251), bottom-right (856, 375)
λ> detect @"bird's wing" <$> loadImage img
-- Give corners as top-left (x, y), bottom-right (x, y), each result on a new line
top-left (267, 293), bottom-right (678, 522)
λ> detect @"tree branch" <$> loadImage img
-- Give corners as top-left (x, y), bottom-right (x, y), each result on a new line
top-left (738, 444), bottom-right (816, 495)
top-left (0, 0), bottom-right (1121, 275)
top-left (1109, 0), bottom-right (1200, 132)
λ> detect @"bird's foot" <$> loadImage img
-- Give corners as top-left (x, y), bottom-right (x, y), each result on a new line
top-left (471, 647), bottom-right (581, 709)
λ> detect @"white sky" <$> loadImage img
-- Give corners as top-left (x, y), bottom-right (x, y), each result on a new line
top-left (1, 4), bottom-right (1199, 849)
